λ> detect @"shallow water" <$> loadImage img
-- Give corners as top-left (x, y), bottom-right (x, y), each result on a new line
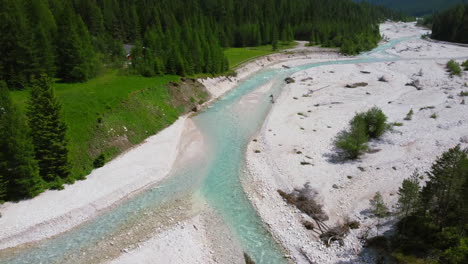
top-left (1, 37), bottom-right (412, 264)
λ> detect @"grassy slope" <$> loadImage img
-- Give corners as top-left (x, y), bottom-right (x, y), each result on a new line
top-left (224, 41), bottom-right (298, 70)
top-left (11, 71), bottom-right (182, 179)
top-left (8, 42), bottom-right (295, 181)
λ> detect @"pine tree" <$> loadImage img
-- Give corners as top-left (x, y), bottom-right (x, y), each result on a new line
top-left (421, 145), bottom-right (468, 229)
top-left (397, 171), bottom-right (421, 219)
top-left (0, 81), bottom-right (44, 200)
top-left (0, 0), bottom-right (34, 89)
top-left (370, 191), bottom-right (388, 235)
top-left (27, 75), bottom-right (69, 188)
top-left (55, 3), bottom-right (97, 82)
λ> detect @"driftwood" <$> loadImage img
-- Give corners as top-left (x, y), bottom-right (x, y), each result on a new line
top-left (405, 79), bottom-right (422, 90)
top-left (297, 247), bottom-right (317, 264)
top-left (345, 82), bottom-right (368, 88)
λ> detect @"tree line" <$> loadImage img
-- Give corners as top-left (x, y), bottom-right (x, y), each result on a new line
top-left (431, 4), bottom-right (468, 44)
top-left (1, 76), bottom-right (68, 201)
top-left (0, 0), bottom-right (410, 89)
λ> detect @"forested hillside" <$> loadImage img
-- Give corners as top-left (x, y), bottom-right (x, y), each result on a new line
top-left (431, 4), bottom-right (468, 44)
top-left (0, 0), bottom-right (407, 202)
top-left (355, 0), bottom-right (467, 16)
top-left (0, 0), bottom-right (409, 90)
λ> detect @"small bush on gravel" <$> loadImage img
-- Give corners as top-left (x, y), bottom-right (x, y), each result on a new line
top-left (303, 220), bottom-right (315, 230)
top-left (347, 220), bottom-right (360, 229)
top-left (278, 182), bottom-right (328, 221)
top-left (378, 76), bottom-right (388, 82)
top-left (446, 60), bottom-right (461, 77)
top-left (335, 114), bottom-right (369, 159)
top-left (334, 107), bottom-right (388, 160)
top-left (462, 60), bottom-right (468, 71)
top-left (404, 109), bottom-right (414, 121)
top-left (361, 107), bottom-right (388, 138)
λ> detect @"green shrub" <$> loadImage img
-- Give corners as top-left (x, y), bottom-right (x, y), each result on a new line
top-left (346, 219), bottom-right (360, 229)
top-left (362, 107), bottom-right (388, 138)
top-left (334, 107), bottom-right (388, 159)
top-left (462, 60), bottom-right (468, 71)
top-left (447, 60), bottom-right (462, 77)
top-left (93, 154), bottom-right (106, 168)
top-left (404, 109), bottom-right (414, 121)
top-left (335, 116), bottom-right (369, 159)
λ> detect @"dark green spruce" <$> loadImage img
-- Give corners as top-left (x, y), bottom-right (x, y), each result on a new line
top-left (27, 75), bottom-right (70, 189)
top-left (431, 4), bottom-right (468, 44)
top-left (0, 81), bottom-right (44, 200)
top-left (0, 0), bottom-right (409, 88)
top-left (55, 3), bottom-right (99, 82)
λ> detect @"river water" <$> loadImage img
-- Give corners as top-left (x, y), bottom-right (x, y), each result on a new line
top-left (1, 37), bottom-right (411, 264)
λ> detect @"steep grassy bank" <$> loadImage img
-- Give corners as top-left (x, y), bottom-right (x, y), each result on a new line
top-left (11, 71), bottom-right (209, 181)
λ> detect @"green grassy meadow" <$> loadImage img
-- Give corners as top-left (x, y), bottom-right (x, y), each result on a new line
top-left (224, 41), bottom-right (298, 70)
top-left (11, 71), bottom-right (182, 179)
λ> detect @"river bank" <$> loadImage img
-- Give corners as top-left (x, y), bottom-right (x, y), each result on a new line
top-left (3, 21), bottom-right (466, 264)
top-left (0, 37), bottom-right (336, 262)
top-left (244, 22), bottom-right (468, 263)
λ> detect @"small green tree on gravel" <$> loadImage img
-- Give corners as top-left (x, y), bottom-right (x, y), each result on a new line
top-left (335, 115), bottom-right (369, 159)
top-left (370, 192), bottom-right (388, 235)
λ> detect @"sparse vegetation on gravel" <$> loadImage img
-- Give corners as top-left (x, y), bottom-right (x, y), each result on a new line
top-left (446, 60), bottom-right (462, 77)
top-left (404, 109), bottom-right (414, 121)
top-left (334, 107), bottom-right (388, 159)
top-left (462, 60), bottom-right (468, 71)
top-left (278, 182), bottom-right (328, 222)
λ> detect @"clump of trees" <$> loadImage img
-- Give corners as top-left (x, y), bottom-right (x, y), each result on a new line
top-left (334, 107), bottom-right (388, 159)
top-left (391, 145), bottom-right (468, 263)
top-left (0, 81), bottom-right (45, 201)
top-left (431, 4), bottom-right (468, 44)
top-left (0, 75), bottom-right (70, 201)
top-left (447, 60), bottom-right (462, 77)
